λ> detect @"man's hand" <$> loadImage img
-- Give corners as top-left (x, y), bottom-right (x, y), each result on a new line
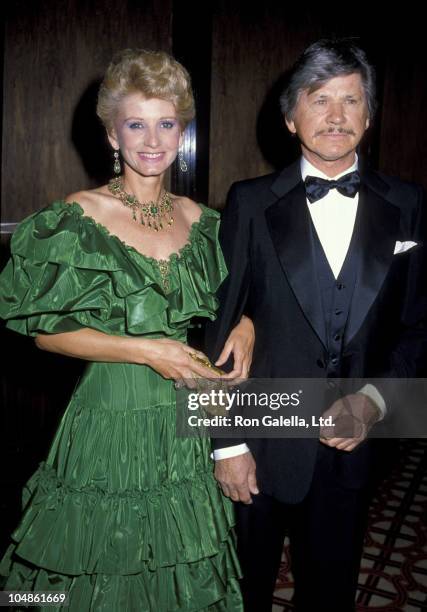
top-left (215, 315), bottom-right (255, 380)
top-left (319, 392), bottom-right (382, 452)
top-left (214, 452), bottom-right (259, 504)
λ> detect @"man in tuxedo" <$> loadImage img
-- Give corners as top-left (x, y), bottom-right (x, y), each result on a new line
top-left (206, 39), bottom-right (427, 611)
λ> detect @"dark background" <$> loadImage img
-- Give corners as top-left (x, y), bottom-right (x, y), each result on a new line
top-left (1, 0), bottom-right (426, 552)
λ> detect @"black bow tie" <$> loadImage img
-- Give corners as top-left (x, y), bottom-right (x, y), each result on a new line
top-left (304, 171), bottom-right (360, 203)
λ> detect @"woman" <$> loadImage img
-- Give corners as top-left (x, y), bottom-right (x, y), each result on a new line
top-left (0, 49), bottom-right (253, 610)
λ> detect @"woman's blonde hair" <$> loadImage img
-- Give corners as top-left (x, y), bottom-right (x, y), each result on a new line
top-left (97, 49), bottom-right (195, 132)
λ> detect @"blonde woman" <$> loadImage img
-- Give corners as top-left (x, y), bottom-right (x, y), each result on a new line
top-left (0, 49), bottom-right (253, 610)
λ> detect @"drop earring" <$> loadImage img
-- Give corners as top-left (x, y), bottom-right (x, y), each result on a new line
top-left (113, 150), bottom-right (121, 175)
top-left (178, 149), bottom-right (188, 173)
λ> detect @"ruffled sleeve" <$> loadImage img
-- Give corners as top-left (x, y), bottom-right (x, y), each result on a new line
top-left (0, 201), bottom-right (228, 338)
top-left (0, 202), bottom-right (120, 336)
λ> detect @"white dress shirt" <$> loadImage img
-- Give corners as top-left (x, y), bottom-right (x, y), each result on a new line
top-left (213, 155), bottom-right (385, 461)
top-left (302, 156), bottom-right (359, 278)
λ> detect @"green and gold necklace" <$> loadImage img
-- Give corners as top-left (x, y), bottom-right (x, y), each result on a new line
top-left (108, 177), bottom-right (174, 232)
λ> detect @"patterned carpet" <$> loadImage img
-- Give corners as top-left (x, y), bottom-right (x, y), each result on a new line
top-left (273, 440), bottom-right (427, 611)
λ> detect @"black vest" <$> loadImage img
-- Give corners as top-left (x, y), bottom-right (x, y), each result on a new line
top-left (311, 217), bottom-right (360, 377)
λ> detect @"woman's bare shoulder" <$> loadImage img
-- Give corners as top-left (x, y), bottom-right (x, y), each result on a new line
top-left (172, 195), bottom-right (203, 224)
top-left (64, 186), bottom-right (111, 215)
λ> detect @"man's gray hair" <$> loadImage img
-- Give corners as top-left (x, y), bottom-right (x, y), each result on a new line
top-left (280, 38), bottom-right (377, 121)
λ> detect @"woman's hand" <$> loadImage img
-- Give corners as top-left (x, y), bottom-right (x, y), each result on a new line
top-left (138, 338), bottom-right (221, 387)
top-left (215, 315), bottom-right (255, 380)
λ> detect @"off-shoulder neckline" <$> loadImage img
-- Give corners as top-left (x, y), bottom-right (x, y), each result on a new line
top-left (57, 200), bottom-right (214, 266)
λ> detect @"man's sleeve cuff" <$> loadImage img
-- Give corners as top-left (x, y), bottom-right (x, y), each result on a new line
top-left (212, 443), bottom-right (250, 460)
top-left (358, 384), bottom-right (387, 420)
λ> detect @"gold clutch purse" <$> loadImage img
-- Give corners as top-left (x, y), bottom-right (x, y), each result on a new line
top-left (188, 353), bottom-right (229, 416)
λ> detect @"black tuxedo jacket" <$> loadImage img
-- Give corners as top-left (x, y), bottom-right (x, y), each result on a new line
top-left (205, 159), bottom-right (427, 504)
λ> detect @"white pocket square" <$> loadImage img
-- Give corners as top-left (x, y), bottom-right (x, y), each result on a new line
top-left (393, 240), bottom-right (418, 255)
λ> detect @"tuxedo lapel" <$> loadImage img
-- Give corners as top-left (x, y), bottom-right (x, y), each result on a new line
top-left (345, 176), bottom-right (400, 344)
top-left (266, 168), bottom-right (328, 348)
top-left (265, 162), bottom-right (401, 349)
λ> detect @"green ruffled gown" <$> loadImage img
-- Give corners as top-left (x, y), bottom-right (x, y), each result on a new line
top-left (0, 201), bottom-right (243, 611)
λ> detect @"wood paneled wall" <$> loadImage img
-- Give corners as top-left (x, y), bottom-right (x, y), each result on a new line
top-left (2, 0), bottom-right (172, 223)
top-left (379, 47), bottom-right (427, 185)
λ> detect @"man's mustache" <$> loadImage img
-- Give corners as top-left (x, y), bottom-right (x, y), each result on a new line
top-left (315, 128), bottom-right (356, 136)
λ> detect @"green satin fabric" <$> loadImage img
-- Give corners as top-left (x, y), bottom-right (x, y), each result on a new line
top-left (0, 201), bottom-right (243, 611)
